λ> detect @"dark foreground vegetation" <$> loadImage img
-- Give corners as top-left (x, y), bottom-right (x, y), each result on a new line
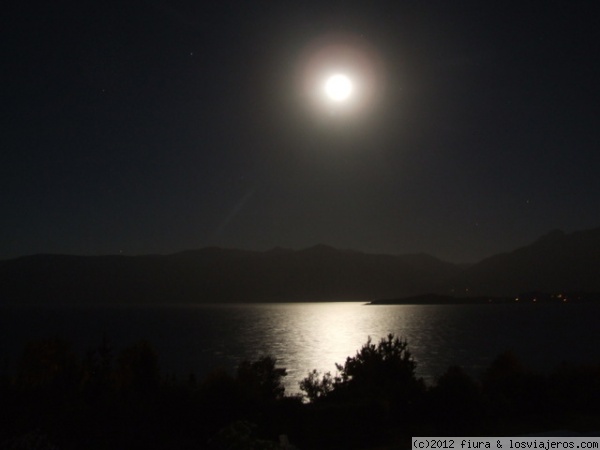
top-left (1, 335), bottom-right (600, 449)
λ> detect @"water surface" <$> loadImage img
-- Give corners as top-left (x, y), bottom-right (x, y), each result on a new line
top-left (1, 302), bottom-right (599, 393)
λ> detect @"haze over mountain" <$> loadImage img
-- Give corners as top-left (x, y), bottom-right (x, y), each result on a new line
top-left (0, 227), bottom-right (599, 304)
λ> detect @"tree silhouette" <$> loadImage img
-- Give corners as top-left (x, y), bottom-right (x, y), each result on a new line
top-left (333, 334), bottom-right (424, 404)
top-left (116, 340), bottom-right (159, 394)
top-left (428, 365), bottom-right (483, 433)
top-left (236, 356), bottom-right (287, 403)
top-left (17, 337), bottom-right (78, 390)
top-left (80, 335), bottom-right (114, 401)
top-left (207, 420), bottom-right (280, 450)
top-left (298, 369), bottom-right (336, 402)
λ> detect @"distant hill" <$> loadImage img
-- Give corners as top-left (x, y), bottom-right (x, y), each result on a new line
top-left (1, 227), bottom-right (599, 304)
top-left (0, 245), bottom-right (460, 304)
top-left (442, 227), bottom-right (600, 296)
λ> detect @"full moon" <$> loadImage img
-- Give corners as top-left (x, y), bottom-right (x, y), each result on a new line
top-left (324, 74), bottom-right (353, 101)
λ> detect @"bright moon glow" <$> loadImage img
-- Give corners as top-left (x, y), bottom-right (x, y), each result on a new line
top-left (299, 35), bottom-right (383, 117)
top-left (324, 74), bottom-right (353, 101)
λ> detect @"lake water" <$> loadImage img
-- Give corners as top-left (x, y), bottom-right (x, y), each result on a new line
top-left (1, 302), bottom-right (599, 394)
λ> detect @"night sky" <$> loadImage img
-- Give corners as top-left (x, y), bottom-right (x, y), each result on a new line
top-left (2, 0), bottom-right (599, 263)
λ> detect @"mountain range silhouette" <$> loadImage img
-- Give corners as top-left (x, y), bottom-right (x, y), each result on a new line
top-left (1, 227), bottom-right (599, 304)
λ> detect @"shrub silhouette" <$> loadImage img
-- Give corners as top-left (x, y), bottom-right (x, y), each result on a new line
top-left (0, 429), bottom-right (59, 450)
top-left (427, 365), bottom-right (483, 433)
top-left (549, 362), bottom-right (600, 415)
top-left (236, 356), bottom-right (287, 404)
top-left (298, 369), bottom-right (336, 403)
top-left (482, 351), bottom-right (549, 418)
top-left (304, 334), bottom-right (425, 405)
top-left (207, 420), bottom-right (280, 450)
top-left (196, 368), bottom-right (244, 433)
top-left (80, 335), bottom-right (114, 402)
top-left (297, 334), bottom-right (425, 447)
top-left (7, 334), bottom-right (600, 449)
top-left (17, 337), bottom-right (79, 391)
top-left (116, 340), bottom-right (160, 393)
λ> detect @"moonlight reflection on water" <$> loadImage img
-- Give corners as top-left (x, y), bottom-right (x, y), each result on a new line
top-left (1, 302), bottom-right (600, 394)
top-left (251, 302), bottom-right (600, 393)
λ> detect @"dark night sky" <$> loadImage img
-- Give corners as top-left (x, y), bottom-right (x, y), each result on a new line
top-left (2, 0), bottom-right (599, 263)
